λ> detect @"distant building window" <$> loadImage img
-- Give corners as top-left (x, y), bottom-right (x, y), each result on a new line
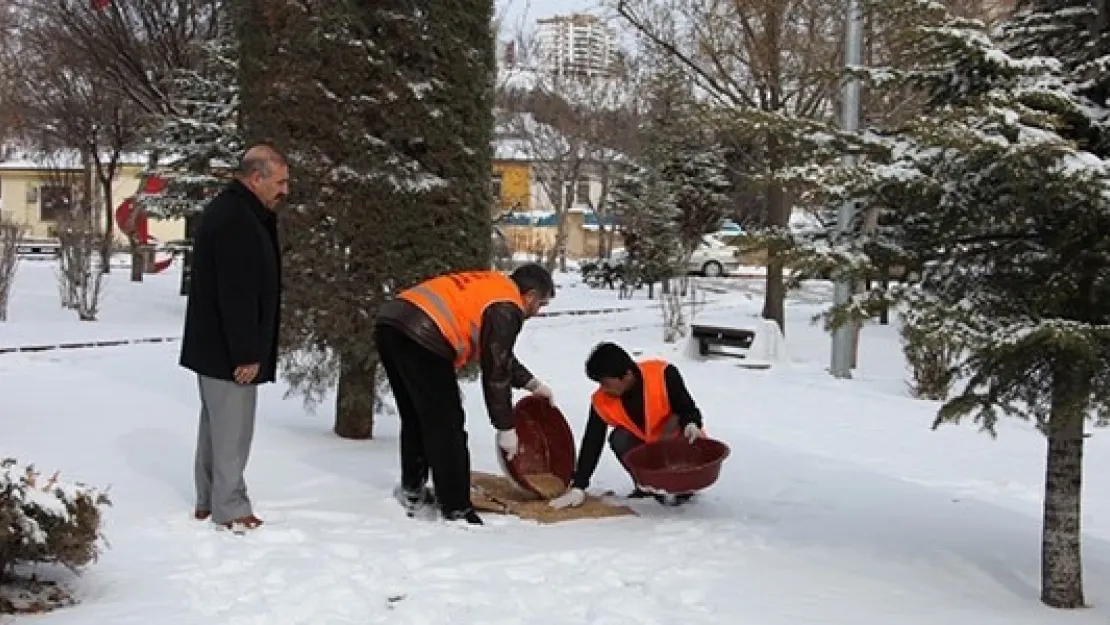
top-left (39, 184), bottom-right (73, 222)
top-left (576, 180), bottom-right (591, 206)
top-left (491, 174), bottom-right (503, 208)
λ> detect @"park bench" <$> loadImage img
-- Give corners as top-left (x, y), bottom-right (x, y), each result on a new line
top-left (690, 324), bottom-right (755, 358)
top-left (688, 319), bottom-right (787, 369)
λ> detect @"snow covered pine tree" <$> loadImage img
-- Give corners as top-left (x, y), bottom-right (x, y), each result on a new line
top-left (234, 0), bottom-right (495, 438)
top-left (137, 12), bottom-right (243, 295)
top-left (608, 162), bottom-right (679, 303)
top-left (832, 0), bottom-right (1110, 608)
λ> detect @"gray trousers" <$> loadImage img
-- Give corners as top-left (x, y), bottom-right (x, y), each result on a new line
top-left (194, 374), bottom-right (258, 524)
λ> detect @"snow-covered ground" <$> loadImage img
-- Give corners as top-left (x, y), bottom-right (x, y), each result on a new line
top-left (4, 259), bottom-right (1110, 624)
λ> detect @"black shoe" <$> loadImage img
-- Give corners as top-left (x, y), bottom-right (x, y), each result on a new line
top-left (443, 508), bottom-right (484, 525)
top-left (628, 488), bottom-right (653, 499)
top-left (653, 493), bottom-right (695, 506)
top-left (394, 485), bottom-right (436, 516)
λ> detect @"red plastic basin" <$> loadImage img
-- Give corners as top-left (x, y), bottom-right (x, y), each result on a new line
top-left (497, 395), bottom-right (577, 498)
top-left (623, 437), bottom-right (730, 495)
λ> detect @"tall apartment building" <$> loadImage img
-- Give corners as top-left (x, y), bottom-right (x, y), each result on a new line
top-left (534, 13), bottom-right (615, 78)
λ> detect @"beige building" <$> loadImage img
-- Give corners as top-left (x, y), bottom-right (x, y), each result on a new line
top-left (0, 150), bottom-right (186, 245)
top-left (497, 207), bottom-right (618, 260)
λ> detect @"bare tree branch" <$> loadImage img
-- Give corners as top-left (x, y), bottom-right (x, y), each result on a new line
top-left (15, 0), bottom-right (220, 117)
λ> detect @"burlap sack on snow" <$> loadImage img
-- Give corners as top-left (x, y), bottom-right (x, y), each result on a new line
top-left (470, 471), bottom-right (636, 524)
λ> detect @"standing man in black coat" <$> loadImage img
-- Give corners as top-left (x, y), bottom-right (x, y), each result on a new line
top-left (179, 143), bottom-right (288, 533)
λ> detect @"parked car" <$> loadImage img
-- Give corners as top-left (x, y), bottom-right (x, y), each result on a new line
top-left (687, 235), bottom-right (741, 277)
top-left (601, 235), bottom-right (741, 277)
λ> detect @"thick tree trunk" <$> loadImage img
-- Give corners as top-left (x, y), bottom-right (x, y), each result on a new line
top-left (1041, 364), bottom-right (1088, 608)
top-left (334, 354), bottom-right (377, 440)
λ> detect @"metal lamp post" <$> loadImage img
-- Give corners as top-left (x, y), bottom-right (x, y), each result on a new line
top-left (830, 0), bottom-right (863, 379)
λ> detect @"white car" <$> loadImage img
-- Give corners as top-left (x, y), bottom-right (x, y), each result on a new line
top-left (687, 235), bottom-right (741, 277)
top-left (602, 235), bottom-right (741, 277)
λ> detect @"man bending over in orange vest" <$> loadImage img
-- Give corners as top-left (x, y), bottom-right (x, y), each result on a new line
top-left (550, 341), bottom-right (706, 509)
top-left (373, 263), bottom-right (555, 525)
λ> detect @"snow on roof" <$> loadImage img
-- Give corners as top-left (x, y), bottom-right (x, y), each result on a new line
top-left (0, 147), bottom-right (149, 171)
top-left (499, 66), bottom-right (541, 93)
top-left (493, 136), bottom-right (533, 161)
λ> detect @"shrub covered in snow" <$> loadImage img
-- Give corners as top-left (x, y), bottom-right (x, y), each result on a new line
top-left (0, 458), bottom-right (111, 583)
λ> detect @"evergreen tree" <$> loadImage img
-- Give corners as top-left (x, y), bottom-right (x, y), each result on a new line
top-left (610, 162), bottom-right (679, 296)
top-left (610, 70), bottom-right (732, 295)
top-left (234, 0), bottom-right (494, 438)
top-left (824, 0), bottom-right (1110, 607)
top-left (135, 4), bottom-right (240, 295)
top-left (639, 58), bottom-right (732, 254)
top-left (660, 136), bottom-right (732, 263)
top-left (138, 15), bottom-right (242, 220)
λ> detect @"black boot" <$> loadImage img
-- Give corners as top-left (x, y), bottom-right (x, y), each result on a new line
top-left (653, 493), bottom-right (695, 506)
top-left (394, 484), bottom-right (436, 517)
top-left (443, 508), bottom-right (484, 525)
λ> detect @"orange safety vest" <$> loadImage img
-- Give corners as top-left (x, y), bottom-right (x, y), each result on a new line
top-left (397, 270), bottom-right (525, 369)
top-left (590, 359), bottom-right (674, 443)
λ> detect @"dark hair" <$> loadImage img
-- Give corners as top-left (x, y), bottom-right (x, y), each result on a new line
top-left (585, 342), bottom-right (636, 382)
top-left (510, 262), bottom-right (554, 299)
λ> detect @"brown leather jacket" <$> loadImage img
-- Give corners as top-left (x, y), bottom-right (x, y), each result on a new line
top-left (375, 298), bottom-right (535, 430)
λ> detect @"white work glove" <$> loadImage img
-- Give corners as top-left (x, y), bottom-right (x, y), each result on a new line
top-left (496, 428), bottom-right (519, 460)
top-left (548, 487), bottom-right (586, 509)
top-left (683, 423), bottom-right (704, 444)
top-left (525, 378), bottom-right (555, 404)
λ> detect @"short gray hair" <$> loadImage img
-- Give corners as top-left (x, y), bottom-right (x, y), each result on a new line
top-left (236, 142), bottom-right (287, 179)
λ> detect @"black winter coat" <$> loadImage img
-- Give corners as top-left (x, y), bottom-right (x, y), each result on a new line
top-left (375, 297), bottom-right (535, 430)
top-left (179, 180), bottom-right (282, 384)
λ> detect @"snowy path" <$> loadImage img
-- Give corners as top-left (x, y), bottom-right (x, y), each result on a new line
top-left (5, 265), bottom-right (1110, 623)
top-left (5, 338), bottom-right (1110, 624)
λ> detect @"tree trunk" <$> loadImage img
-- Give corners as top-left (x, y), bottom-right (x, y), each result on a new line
top-left (334, 354), bottom-right (377, 440)
top-left (129, 237), bottom-right (144, 282)
top-left (546, 209), bottom-right (569, 273)
top-left (1041, 363), bottom-right (1088, 608)
top-left (761, 183), bottom-right (787, 333)
top-left (850, 322), bottom-right (860, 369)
top-left (879, 265), bottom-right (890, 325)
top-left (100, 177), bottom-right (114, 275)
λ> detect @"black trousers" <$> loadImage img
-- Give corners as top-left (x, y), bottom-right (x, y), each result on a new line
top-left (608, 416), bottom-right (679, 484)
top-left (374, 324), bottom-right (473, 515)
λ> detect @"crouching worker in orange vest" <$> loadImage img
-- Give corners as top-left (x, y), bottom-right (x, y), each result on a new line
top-left (550, 341), bottom-right (706, 509)
top-left (373, 263), bottom-right (555, 525)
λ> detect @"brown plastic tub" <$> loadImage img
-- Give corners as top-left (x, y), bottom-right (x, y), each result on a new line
top-left (623, 437), bottom-right (730, 495)
top-left (497, 395), bottom-right (576, 499)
